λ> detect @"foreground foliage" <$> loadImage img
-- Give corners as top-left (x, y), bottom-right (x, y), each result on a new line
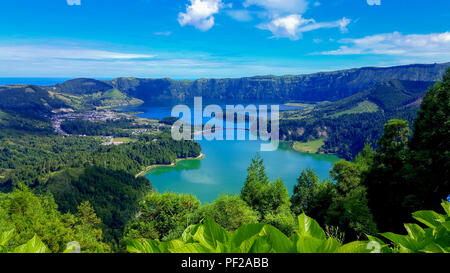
top-left (0, 229), bottom-right (80, 253)
top-left (126, 202), bottom-right (450, 253)
top-left (126, 214), bottom-right (373, 253)
top-left (0, 186), bottom-right (110, 253)
top-left (380, 201), bottom-right (450, 253)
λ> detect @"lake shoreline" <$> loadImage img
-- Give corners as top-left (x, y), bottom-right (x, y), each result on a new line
top-left (135, 153), bottom-right (205, 178)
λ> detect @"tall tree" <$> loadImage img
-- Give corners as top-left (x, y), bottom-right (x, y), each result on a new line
top-left (191, 195), bottom-right (259, 231)
top-left (328, 160), bottom-right (377, 240)
top-left (240, 154), bottom-right (269, 210)
top-left (290, 168), bottom-right (319, 215)
top-left (364, 119), bottom-right (411, 232)
top-left (123, 192), bottom-right (201, 242)
top-left (241, 155), bottom-right (295, 235)
top-left (409, 68), bottom-right (450, 212)
top-left (363, 70), bottom-right (450, 232)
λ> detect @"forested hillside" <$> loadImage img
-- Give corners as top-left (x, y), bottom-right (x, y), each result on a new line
top-left (0, 133), bottom-right (201, 188)
top-left (280, 80), bottom-right (435, 159)
top-left (51, 63), bottom-right (450, 102)
top-left (0, 85), bottom-right (67, 116)
top-left (42, 166), bottom-right (151, 243)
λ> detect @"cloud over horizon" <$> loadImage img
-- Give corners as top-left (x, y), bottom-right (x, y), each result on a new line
top-left (316, 31), bottom-right (450, 59)
top-left (0, 43), bottom-right (320, 78)
top-left (0, 45), bottom-right (156, 61)
top-left (178, 0), bottom-right (223, 31)
top-left (259, 15), bottom-right (350, 40)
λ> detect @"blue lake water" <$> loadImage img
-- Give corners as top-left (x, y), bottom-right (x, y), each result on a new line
top-left (127, 100), bottom-right (340, 204)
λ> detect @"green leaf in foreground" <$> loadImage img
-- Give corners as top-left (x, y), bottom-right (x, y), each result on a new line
top-left (12, 235), bottom-right (48, 253)
top-left (297, 213), bottom-right (326, 240)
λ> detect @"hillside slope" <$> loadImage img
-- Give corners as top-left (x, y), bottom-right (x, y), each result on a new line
top-left (0, 85), bottom-right (68, 116)
top-left (280, 80), bottom-right (436, 159)
top-left (112, 63), bottom-right (449, 101)
top-left (48, 63), bottom-right (450, 102)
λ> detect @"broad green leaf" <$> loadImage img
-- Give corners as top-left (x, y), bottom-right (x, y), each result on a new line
top-left (167, 239), bottom-right (185, 250)
top-left (296, 236), bottom-right (324, 253)
top-left (441, 201), bottom-right (450, 216)
top-left (230, 224), bottom-right (293, 253)
top-left (316, 238), bottom-right (341, 253)
top-left (366, 235), bottom-right (391, 253)
top-left (0, 229), bottom-right (15, 246)
top-left (297, 213), bottom-right (325, 240)
top-left (381, 232), bottom-right (428, 252)
top-left (412, 210), bottom-right (446, 229)
top-left (335, 241), bottom-right (372, 253)
top-left (230, 223), bottom-right (266, 253)
top-left (126, 239), bottom-right (162, 253)
top-left (420, 243), bottom-right (447, 253)
top-left (441, 221), bottom-right (450, 231)
top-left (193, 217), bottom-right (229, 250)
top-left (169, 243), bottom-right (212, 253)
top-left (182, 223), bottom-right (201, 243)
top-left (63, 245), bottom-right (76, 254)
top-left (248, 237), bottom-right (272, 253)
top-left (381, 232), bottom-right (412, 249)
top-left (404, 223), bottom-right (425, 240)
top-left (258, 225), bottom-right (294, 253)
top-left (13, 235), bottom-right (48, 253)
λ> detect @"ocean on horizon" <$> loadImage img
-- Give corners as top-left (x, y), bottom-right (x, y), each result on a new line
top-left (0, 78), bottom-right (72, 86)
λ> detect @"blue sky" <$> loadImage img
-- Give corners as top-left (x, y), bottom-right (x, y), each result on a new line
top-left (0, 0), bottom-right (449, 78)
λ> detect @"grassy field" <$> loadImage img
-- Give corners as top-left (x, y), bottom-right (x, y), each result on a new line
top-left (113, 137), bottom-right (134, 144)
top-left (330, 100), bottom-right (379, 118)
top-left (292, 139), bottom-right (325, 154)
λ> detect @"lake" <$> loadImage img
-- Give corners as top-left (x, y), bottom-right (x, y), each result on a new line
top-left (126, 100), bottom-right (340, 203)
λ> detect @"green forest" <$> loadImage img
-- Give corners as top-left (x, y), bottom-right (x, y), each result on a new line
top-left (0, 69), bottom-right (449, 253)
top-left (279, 80), bottom-right (433, 159)
top-left (0, 133), bottom-right (201, 187)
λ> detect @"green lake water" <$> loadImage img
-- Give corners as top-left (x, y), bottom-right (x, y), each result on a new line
top-left (146, 140), bottom-right (339, 203)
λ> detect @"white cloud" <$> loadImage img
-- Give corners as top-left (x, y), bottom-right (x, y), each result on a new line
top-left (259, 14), bottom-right (312, 40)
top-left (178, 0), bottom-right (223, 31)
top-left (242, 0), bottom-right (350, 40)
top-left (0, 43), bottom-right (321, 78)
top-left (0, 45), bottom-right (155, 61)
top-left (316, 32), bottom-right (450, 58)
top-left (244, 0), bottom-right (308, 15)
top-left (297, 17), bottom-right (350, 33)
top-left (226, 9), bottom-right (253, 22)
top-left (259, 15), bottom-right (350, 40)
top-left (66, 0), bottom-right (81, 6)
